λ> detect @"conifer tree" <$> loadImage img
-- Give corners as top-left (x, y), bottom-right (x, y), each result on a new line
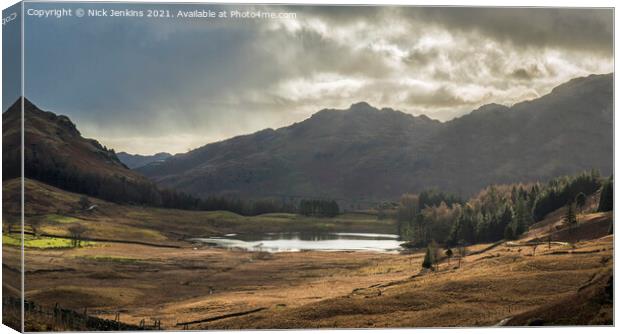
top-left (563, 203), bottom-right (578, 230)
top-left (511, 197), bottom-right (529, 237)
top-left (422, 244), bottom-right (435, 269)
top-left (575, 192), bottom-right (587, 213)
top-left (598, 177), bottom-right (613, 212)
top-left (504, 224), bottom-right (516, 240)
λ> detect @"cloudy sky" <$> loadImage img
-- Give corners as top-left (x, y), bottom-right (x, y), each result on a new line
top-left (12, 3), bottom-right (613, 154)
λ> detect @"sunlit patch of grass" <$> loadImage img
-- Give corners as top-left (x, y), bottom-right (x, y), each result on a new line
top-left (39, 221), bottom-right (167, 242)
top-left (2, 233), bottom-right (95, 249)
top-left (2, 234), bottom-right (22, 247)
top-left (43, 214), bottom-right (81, 224)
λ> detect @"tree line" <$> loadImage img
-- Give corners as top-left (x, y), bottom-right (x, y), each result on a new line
top-left (298, 199), bottom-right (340, 217)
top-left (13, 150), bottom-right (339, 217)
top-left (531, 170), bottom-right (602, 220)
top-left (397, 170), bottom-right (608, 247)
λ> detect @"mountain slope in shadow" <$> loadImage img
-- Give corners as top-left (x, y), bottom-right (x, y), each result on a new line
top-left (137, 73), bottom-right (612, 201)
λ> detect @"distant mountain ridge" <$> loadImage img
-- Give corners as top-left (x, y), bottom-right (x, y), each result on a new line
top-left (137, 73), bottom-right (613, 201)
top-left (117, 152), bottom-right (172, 169)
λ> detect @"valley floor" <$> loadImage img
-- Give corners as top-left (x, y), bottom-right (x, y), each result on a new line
top-left (2, 178), bottom-right (614, 329)
top-left (3, 234), bottom-right (613, 330)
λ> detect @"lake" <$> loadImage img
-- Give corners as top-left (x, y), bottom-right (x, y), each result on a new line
top-left (190, 232), bottom-right (403, 253)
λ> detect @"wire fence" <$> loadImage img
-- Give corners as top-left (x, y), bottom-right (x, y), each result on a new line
top-left (2, 297), bottom-right (160, 331)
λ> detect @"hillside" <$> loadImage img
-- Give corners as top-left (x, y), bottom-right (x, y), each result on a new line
top-left (422, 74), bottom-right (613, 193)
top-left (117, 152), bottom-right (172, 169)
top-left (3, 178), bottom-right (612, 329)
top-left (2, 98), bottom-right (161, 204)
top-left (138, 73), bottom-right (613, 201)
top-left (138, 101), bottom-right (441, 202)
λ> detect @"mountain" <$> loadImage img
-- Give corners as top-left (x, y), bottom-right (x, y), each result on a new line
top-left (137, 73), bottom-right (613, 202)
top-left (419, 73), bottom-right (613, 193)
top-left (2, 98), bottom-right (161, 204)
top-left (137, 102), bottom-right (443, 202)
top-left (117, 152), bottom-right (172, 169)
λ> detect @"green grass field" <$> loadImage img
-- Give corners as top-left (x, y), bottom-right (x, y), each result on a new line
top-left (42, 214), bottom-right (81, 224)
top-left (4, 178), bottom-right (398, 246)
top-left (2, 233), bottom-right (96, 249)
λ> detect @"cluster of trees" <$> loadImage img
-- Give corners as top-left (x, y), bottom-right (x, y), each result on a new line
top-left (298, 199), bottom-right (340, 217)
top-left (197, 196), bottom-right (297, 216)
top-left (159, 196), bottom-right (338, 217)
top-left (418, 189), bottom-right (463, 209)
top-left (395, 190), bottom-right (465, 245)
top-left (22, 149), bottom-right (343, 217)
top-left (397, 170), bottom-right (609, 247)
top-left (531, 171), bottom-right (601, 220)
top-left (23, 153), bottom-right (163, 205)
top-left (20, 150), bottom-right (305, 216)
top-left (598, 176), bottom-right (613, 212)
top-left (19, 147), bottom-right (345, 218)
top-left (422, 242), bottom-right (467, 270)
top-left (396, 190), bottom-right (463, 246)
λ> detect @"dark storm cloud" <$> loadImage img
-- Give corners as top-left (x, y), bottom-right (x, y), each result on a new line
top-left (294, 6), bottom-right (613, 54)
top-left (410, 7), bottom-right (613, 54)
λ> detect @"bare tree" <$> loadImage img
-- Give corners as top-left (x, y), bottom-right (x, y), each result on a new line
top-left (68, 224), bottom-right (88, 247)
top-left (456, 245), bottom-right (468, 267)
top-left (3, 219), bottom-right (15, 235)
top-left (445, 248), bottom-right (453, 266)
top-left (29, 218), bottom-right (42, 237)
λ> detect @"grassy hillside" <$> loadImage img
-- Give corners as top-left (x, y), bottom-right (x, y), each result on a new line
top-left (5, 224), bottom-right (610, 330)
top-left (2, 98), bottom-right (161, 205)
top-left (3, 178), bottom-right (398, 247)
top-left (2, 176), bottom-right (613, 330)
top-left (201, 237), bottom-right (613, 328)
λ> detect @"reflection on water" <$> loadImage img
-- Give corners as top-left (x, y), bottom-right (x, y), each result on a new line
top-left (190, 232), bottom-right (403, 253)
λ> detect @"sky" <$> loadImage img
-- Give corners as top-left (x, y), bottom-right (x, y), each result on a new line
top-left (9, 3), bottom-right (614, 154)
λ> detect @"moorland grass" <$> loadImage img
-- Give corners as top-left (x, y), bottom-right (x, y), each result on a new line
top-left (2, 233), bottom-right (95, 249)
top-left (75, 255), bottom-right (144, 264)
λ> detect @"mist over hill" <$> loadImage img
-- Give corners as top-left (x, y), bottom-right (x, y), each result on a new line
top-left (136, 73), bottom-right (613, 202)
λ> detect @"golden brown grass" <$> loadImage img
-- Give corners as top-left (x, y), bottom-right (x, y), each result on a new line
top-left (2, 178), bottom-right (613, 329)
top-left (4, 233), bottom-right (611, 329)
top-left (203, 237), bottom-right (612, 329)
